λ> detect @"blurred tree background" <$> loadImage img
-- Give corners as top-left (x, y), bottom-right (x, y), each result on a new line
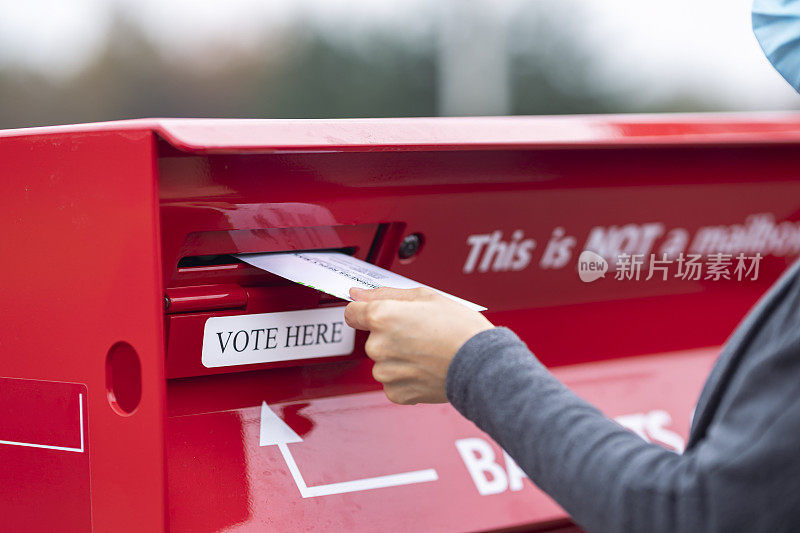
top-left (0, 0), bottom-right (795, 129)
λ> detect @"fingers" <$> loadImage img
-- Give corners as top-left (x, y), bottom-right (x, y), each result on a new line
top-left (346, 298), bottom-right (406, 332)
top-left (344, 301), bottom-right (371, 330)
top-left (371, 362), bottom-right (420, 405)
top-left (384, 384), bottom-right (419, 405)
top-left (349, 286), bottom-right (435, 302)
top-left (345, 297), bottom-right (395, 331)
top-left (372, 362), bottom-right (446, 405)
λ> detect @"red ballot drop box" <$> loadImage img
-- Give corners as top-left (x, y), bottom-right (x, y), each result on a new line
top-left (2, 115), bottom-right (800, 531)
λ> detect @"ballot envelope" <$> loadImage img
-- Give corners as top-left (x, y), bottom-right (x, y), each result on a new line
top-left (1, 117), bottom-right (800, 532)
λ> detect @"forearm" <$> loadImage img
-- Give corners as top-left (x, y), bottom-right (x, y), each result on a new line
top-left (446, 328), bottom-right (703, 532)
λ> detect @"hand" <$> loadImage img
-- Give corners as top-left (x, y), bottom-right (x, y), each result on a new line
top-left (344, 287), bottom-right (494, 405)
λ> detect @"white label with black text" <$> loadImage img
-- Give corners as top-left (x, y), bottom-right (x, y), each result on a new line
top-left (202, 307), bottom-right (355, 368)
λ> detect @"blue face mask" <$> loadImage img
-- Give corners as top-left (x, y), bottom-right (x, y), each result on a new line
top-left (753, 0), bottom-right (800, 91)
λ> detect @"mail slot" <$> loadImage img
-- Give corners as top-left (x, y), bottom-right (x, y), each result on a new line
top-left (3, 116), bottom-right (800, 532)
top-left (163, 229), bottom-right (379, 379)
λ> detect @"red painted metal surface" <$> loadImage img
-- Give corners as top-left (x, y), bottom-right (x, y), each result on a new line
top-left (0, 378), bottom-right (90, 532)
top-left (165, 284), bottom-right (248, 314)
top-left (0, 129), bottom-right (166, 531)
top-left (1, 115), bottom-right (799, 531)
top-left (5, 114), bottom-right (800, 151)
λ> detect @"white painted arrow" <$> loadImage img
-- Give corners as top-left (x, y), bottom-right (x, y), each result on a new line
top-left (260, 402), bottom-right (438, 498)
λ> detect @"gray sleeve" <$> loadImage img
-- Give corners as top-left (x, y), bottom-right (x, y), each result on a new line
top-left (446, 327), bottom-right (800, 533)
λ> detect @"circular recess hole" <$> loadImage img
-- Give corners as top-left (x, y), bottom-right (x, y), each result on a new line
top-left (105, 341), bottom-right (142, 416)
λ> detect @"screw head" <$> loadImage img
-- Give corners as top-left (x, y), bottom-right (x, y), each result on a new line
top-left (398, 233), bottom-right (422, 259)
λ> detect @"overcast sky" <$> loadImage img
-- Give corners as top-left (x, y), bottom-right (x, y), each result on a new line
top-left (0, 0), bottom-right (798, 111)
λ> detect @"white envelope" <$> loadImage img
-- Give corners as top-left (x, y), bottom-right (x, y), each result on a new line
top-left (235, 252), bottom-right (487, 312)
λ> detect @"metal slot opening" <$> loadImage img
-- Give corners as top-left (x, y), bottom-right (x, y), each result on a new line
top-left (177, 247), bottom-right (358, 269)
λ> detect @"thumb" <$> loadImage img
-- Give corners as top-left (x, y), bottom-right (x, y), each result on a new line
top-left (349, 286), bottom-right (422, 302)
